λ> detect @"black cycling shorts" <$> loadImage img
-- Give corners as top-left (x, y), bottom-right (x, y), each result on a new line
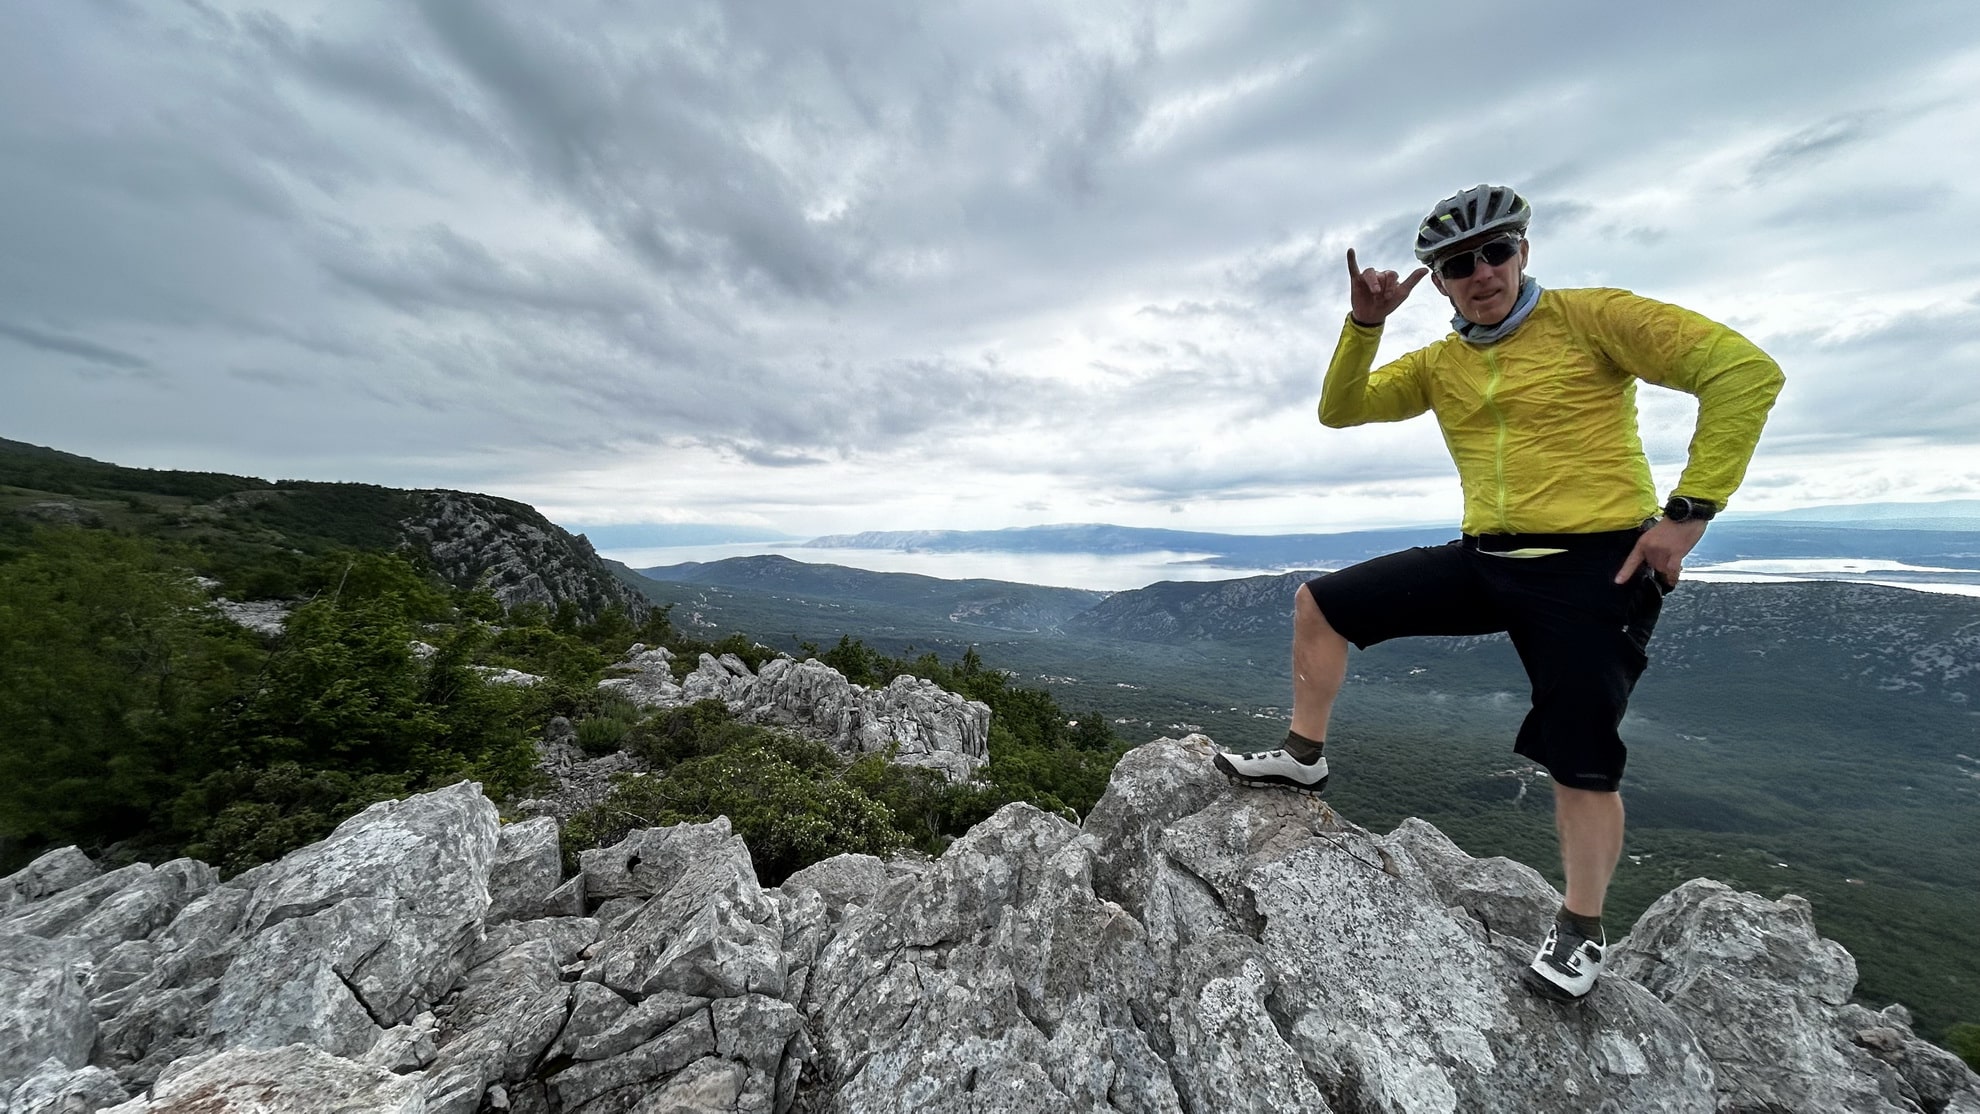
top-left (1303, 527), bottom-right (1664, 792)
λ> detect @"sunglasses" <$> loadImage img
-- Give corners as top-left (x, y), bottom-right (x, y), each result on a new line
top-left (1434, 236), bottom-right (1523, 280)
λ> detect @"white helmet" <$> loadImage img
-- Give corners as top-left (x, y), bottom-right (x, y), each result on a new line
top-left (1414, 184), bottom-right (1531, 263)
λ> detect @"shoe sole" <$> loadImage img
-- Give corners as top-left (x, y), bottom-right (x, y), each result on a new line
top-left (1520, 965), bottom-right (1594, 1003)
top-left (1213, 754), bottom-right (1329, 796)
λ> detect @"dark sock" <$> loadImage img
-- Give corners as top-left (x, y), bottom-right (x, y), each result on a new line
top-left (1558, 905), bottom-right (1604, 941)
top-left (1283, 730), bottom-right (1325, 764)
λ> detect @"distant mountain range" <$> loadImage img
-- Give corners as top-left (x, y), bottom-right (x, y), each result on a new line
top-left (1748, 499), bottom-right (1980, 531)
top-left (635, 554), bottom-right (1105, 634)
top-left (798, 519), bottom-right (1980, 573)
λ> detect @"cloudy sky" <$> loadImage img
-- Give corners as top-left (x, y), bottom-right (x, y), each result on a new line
top-left (5, 1), bottom-right (1978, 540)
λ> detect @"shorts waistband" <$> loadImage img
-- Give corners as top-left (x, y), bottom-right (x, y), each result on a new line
top-left (1459, 523), bottom-right (1649, 553)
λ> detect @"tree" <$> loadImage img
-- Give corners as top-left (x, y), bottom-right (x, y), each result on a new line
top-left (0, 529), bottom-right (258, 867)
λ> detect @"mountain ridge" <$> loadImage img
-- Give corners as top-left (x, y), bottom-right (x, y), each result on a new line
top-left (0, 435), bottom-right (648, 621)
top-left (793, 520), bottom-right (1980, 575)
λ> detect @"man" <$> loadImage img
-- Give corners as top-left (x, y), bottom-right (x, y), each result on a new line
top-left (1213, 184), bottom-right (1784, 1001)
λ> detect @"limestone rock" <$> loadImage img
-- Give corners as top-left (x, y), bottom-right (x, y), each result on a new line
top-left (577, 817), bottom-right (743, 906)
top-left (0, 931), bottom-right (95, 1080)
top-left (1612, 879), bottom-right (1980, 1113)
top-left (210, 597), bottom-right (291, 636)
top-left (582, 824), bottom-right (785, 1001)
top-left (5, 1059), bottom-right (129, 1113)
top-left (0, 848), bottom-right (100, 913)
top-left (682, 652), bottom-right (757, 706)
top-left (848, 674), bottom-right (990, 782)
top-left (545, 1011), bottom-right (718, 1113)
top-left (5, 741), bottom-right (1969, 1114)
top-left (208, 782), bottom-right (501, 1053)
top-left (487, 817), bottom-right (564, 924)
top-left (597, 645), bottom-right (683, 708)
top-left (401, 489), bottom-right (650, 622)
top-left (796, 763), bottom-right (1718, 1113)
top-left (1849, 1011), bottom-right (1980, 1113)
top-left (98, 1044), bottom-right (426, 1113)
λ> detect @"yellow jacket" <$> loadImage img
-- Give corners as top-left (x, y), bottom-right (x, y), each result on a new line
top-left (1320, 288), bottom-right (1784, 536)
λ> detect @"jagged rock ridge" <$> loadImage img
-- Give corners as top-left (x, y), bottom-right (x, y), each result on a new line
top-left (402, 491), bottom-right (651, 623)
top-left (3, 739), bottom-right (1975, 1114)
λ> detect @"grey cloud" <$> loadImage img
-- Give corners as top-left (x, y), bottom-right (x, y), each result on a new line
top-left (726, 442), bottom-right (831, 469)
top-left (1764, 307), bottom-right (1980, 444)
top-left (0, 320), bottom-right (152, 373)
top-left (1105, 450), bottom-right (1454, 506)
top-left (1749, 113), bottom-right (1879, 182)
top-left (321, 225), bottom-right (652, 321)
top-left (245, 12), bottom-right (500, 159)
top-left (407, 1), bottom-right (872, 303)
top-left (229, 367), bottom-right (309, 388)
top-left (1542, 196), bottom-right (1667, 249)
top-left (1136, 300), bottom-right (1255, 321)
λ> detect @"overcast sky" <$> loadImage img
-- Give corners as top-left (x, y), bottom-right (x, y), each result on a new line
top-left (5, 1), bottom-right (1978, 540)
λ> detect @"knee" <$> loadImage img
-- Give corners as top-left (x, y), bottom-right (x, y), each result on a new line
top-left (1294, 584), bottom-right (1339, 638)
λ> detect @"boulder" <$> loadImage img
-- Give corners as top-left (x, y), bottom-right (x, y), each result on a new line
top-left (582, 826), bottom-right (786, 1001)
top-left (487, 817), bottom-right (564, 924)
top-left (5, 1059), bottom-right (130, 1113)
top-left (0, 847), bottom-right (100, 913)
top-left (596, 645), bottom-right (683, 708)
top-left (207, 781), bottom-right (501, 1053)
top-left (97, 1043), bottom-right (426, 1113)
top-left (0, 931), bottom-right (95, 1080)
top-left (1610, 880), bottom-right (1974, 1113)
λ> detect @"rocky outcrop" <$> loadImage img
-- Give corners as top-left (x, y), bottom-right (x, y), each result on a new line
top-left (403, 491), bottom-right (650, 623)
top-left (1611, 880), bottom-right (1980, 1114)
top-left (5, 738), bottom-right (1975, 1113)
top-left (599, 646), bottom-right (991, 783)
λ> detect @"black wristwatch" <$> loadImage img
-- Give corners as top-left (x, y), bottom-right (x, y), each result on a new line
top-left (1663, 495), bottom-right (1718, 523)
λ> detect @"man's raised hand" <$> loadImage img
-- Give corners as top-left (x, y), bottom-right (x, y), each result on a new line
top-left (1346, 248), bottom-right (1427, 326)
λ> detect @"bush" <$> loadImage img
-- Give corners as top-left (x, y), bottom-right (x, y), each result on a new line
top-left (1948, 1022), bottom-right (1980, 1072)
top-left (573, 692), bottom-right (644, 756)
top-left (624, 699), bottom-right (761, 767)
top-left (175, 762), bottom-right (412, 876)
top-left (563, 707), bottom-right (920, 884)
top-left (565, 742), bottom-right (907, 886)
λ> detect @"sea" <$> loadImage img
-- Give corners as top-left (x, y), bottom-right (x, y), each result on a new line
top-left (607, 544), bottom-right (1980, 598)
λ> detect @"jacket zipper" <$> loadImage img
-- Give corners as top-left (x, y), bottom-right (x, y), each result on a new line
top-left (1482, 349), bottom-right (1511, 532)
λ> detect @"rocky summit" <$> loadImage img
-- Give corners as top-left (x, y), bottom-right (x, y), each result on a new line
top-left (4, 738), bottom-right (1976, 1114)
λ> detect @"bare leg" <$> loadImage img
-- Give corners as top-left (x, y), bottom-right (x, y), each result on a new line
top-left (1291, 585), bottom-right (1350, 742)
top-left (1553, 784), bottom-right (1625, 918)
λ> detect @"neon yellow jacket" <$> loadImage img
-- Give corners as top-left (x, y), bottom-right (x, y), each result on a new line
top-left (1320, 288), bottom-right (1784, 536)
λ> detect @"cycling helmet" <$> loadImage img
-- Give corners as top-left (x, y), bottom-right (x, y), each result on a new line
top-left (1413, 184), bottom-right (1531, 263)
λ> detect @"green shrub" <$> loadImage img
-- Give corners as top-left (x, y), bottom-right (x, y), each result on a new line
top-left (624, 699), bottom-right (760, 767)
top-left (574, 693), bottom-right (644, 756)
top-left (1948, 1022), bottom-right (1980, 1072)
top-left (564, 741), bottom-right (907, 886)
top-left (175, 761), bottom-right (413, 876)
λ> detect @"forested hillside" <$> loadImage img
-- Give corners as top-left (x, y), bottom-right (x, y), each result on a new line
top-left (0, 442), bottom-right (1128, 895)
top-left (0, 436), bottom-right (646, 621)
